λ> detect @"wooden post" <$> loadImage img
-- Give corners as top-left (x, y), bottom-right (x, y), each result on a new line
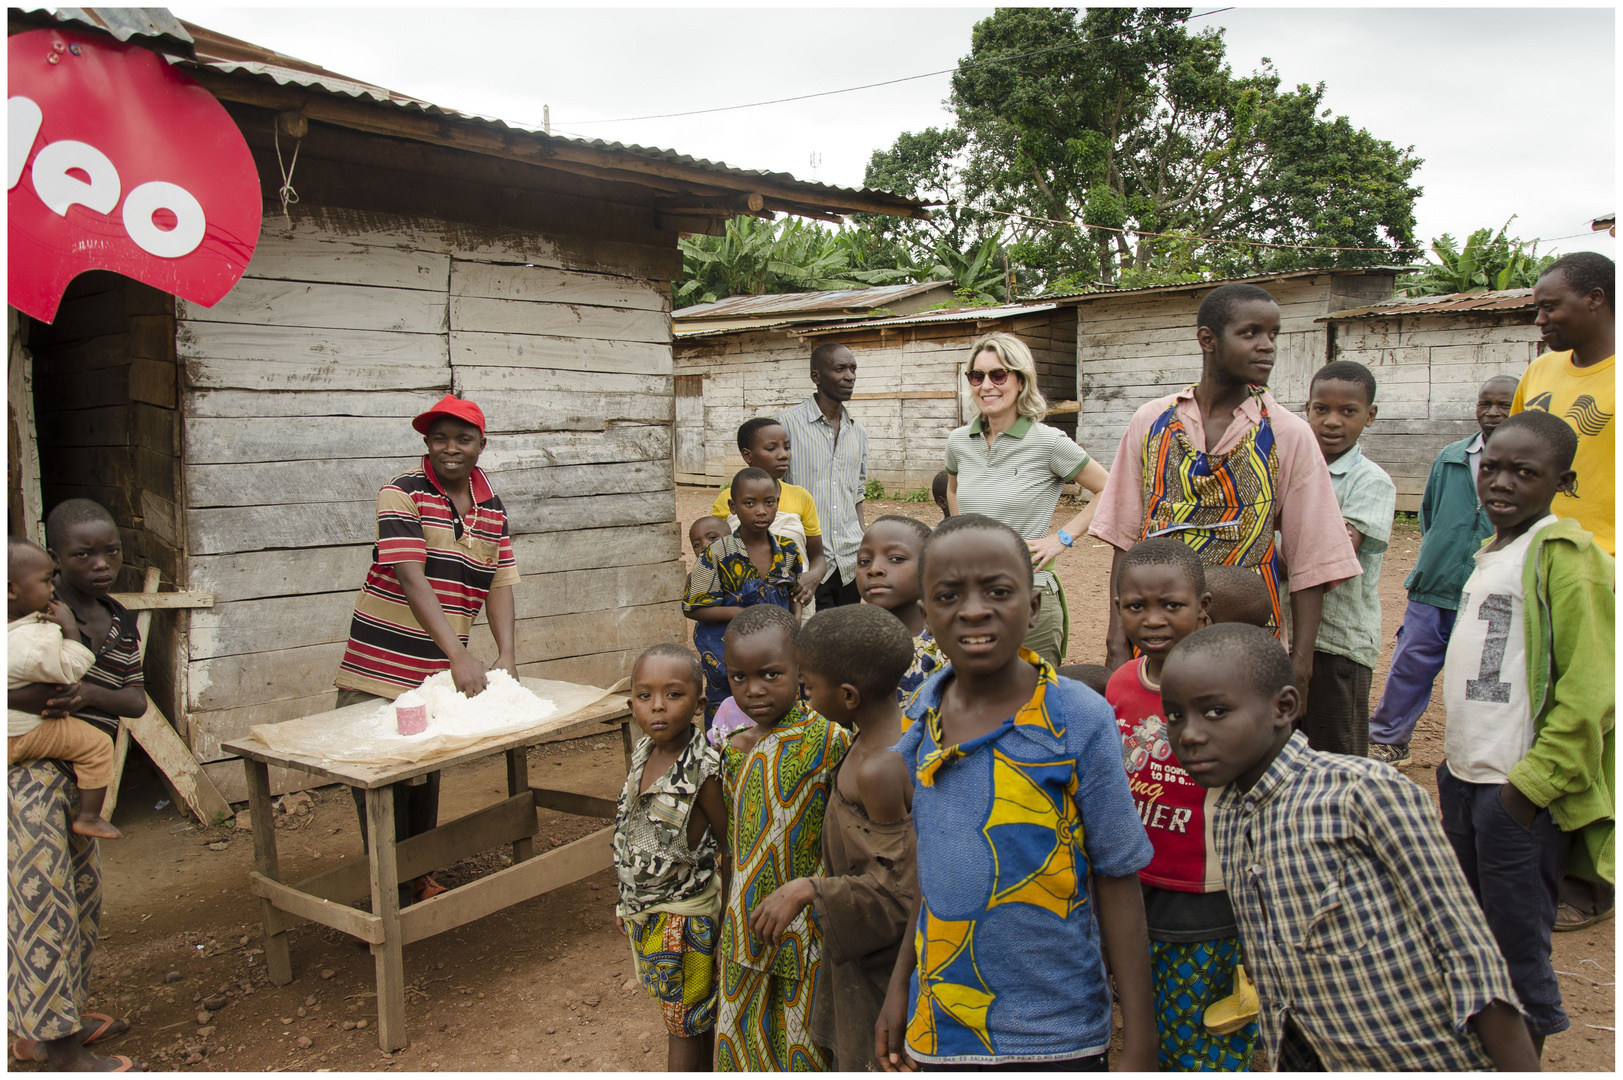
top-left (365, 785), bottom-right (408, 1052)
top-left (505, 748), bottom-right (534, 864)
top-left (620, 717), bottom-right (635, 774)
top-left (246, 758), bottom-right (293, 985)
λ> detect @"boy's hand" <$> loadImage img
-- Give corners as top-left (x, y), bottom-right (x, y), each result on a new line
top-left (874, 985), bottom-right (918, 1071)
top-left (43, 682), bottom-right (84, 718)
top-left (748, 878), bottom-right (816, 946)
top-left (797, 569), bottom-right (821, 599)
top-left (1498, 783), bottom-right (1539, 830)
top-left (614, 914), bottom-right (626, 935)
top-left (790, 578), bottom-right (815, 607)
top-left (44, 600), bottom-right (80, 640)
top-left (448, 650), bottom-right (489, 697)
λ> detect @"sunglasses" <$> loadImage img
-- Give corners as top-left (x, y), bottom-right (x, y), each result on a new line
top-left (965, 368), bottom-right (1016, 387)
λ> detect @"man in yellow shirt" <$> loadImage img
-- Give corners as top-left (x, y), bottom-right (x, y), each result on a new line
top-left (1512, 252), bottom-right (1614, 555)
top-left (1511, 251), bottom-right (1615, 935)
top-left (710, 418), bottom-right (828, 596)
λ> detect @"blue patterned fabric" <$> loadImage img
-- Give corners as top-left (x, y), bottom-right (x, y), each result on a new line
top-left (1151, 937), bottom-right (1257, 1071)
top-left (896, 654), bottom-right (1154, 1065)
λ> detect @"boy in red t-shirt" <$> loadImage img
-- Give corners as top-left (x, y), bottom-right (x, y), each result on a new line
top-left (1107, 538), bottom-right (1260, 1070)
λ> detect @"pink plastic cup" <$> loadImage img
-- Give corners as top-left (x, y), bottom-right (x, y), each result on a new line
top-left (396, 703), bottom-right (428, 736)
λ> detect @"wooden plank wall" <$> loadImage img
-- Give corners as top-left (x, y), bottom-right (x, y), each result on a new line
top-left (672, 307), bottom-right (1078, 493)
top-left (28, 271), bottom-right (187, 725)
top-left (1074, 273), bottom-right (1397, 470)
top-left (179, 205), bottom-right (686, 792)
top-left (1327, 311), bottom-right (1540, 510)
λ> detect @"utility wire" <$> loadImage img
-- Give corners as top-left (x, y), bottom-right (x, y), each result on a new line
top-left (557, 8), bottom-right (1235, 127)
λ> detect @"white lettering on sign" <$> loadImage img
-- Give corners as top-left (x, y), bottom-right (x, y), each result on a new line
top-left (8, 96), bottom-right (42, 190)
top-left (8, 94), bottom-right (207, 260)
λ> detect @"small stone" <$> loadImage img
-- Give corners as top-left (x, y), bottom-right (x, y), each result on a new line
top-left (304, 995), bottom-right (316, 1007)
top-left (342, 1021), bottom-right (356, 1031)
top-left (295, 1037), bottom-right (313, 1049)
top-left (196, 1010), bottom-right (212, 1025)
top-left (297, 1007), bottom-right (307, 1018)
top-left (203, 995), bottom-right (227, 1011)
top-left (356, 1019), bottom-right (367, 1030)
top-left (165, 971), bottom-right (183, 983)
top-left (239, 936), bottom-right (250, 946)
top-left (621, 979), bottom-right (636, 992)
top-left (320, 969), bottom-right (335, 980)
top-left (208, 841), bottom-right (229, 851)
top-left (560, 1055), bottom-right (571, 1063)
top-left (195, 1026), bottom-right (215, 1038)
top-left (184, 1052), bottom-right (204, 1065)
top-left (545, 1028), bottom-right (555, 1035)
top-left (581, 995), bottom-right (599, 1007)
top-left (235, 812), bottom-right (252, 831)
top-left (281, 1017), bottom-right (293, 1025)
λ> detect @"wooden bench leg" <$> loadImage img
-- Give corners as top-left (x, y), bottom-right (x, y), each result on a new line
top-left (365, 785), bottom-right (408, 1053)
top-left (505, 748), bottom-right (535, 864)
top-left (103, 721), bottom-right (131, 821)
top-left (246, 759), bottom-right (293, 985)
top-left (620, 718), bottom-right (635, 773)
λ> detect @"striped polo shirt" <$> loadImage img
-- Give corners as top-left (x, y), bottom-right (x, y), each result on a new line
top-left (777, 396), bottom-right (868, 582)
top-left (336, 459), bottom-right (520, 699)
top-left (61, 591), bottom-right (143, 740)
top-left (945, 415), bottom-right (1091, 591)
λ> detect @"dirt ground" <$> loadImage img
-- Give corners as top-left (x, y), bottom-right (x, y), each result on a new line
top-left (30, 485), bottom-right (1611, 1072)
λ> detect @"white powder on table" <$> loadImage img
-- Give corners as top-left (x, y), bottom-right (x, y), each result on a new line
top-left (375, 669), bottom-right (558, 739)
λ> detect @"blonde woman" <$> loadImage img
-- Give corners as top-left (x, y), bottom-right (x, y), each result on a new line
top-left (943, 332), bottom-right (1109, 667)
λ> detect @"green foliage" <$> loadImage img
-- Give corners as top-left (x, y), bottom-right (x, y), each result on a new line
top-left (863, 478), bottom-right (886, 501)
top-left (862, 7), bottom-right (1423, 292)
top-left (903, 487), bottom-right (933, 503)
top-left (674, 217), bottom-right (913, 308)
top-left (1398, 218), bottom-right (1557, 296)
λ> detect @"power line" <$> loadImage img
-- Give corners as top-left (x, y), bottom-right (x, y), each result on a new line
top-left (556, 9), bottom-right (1235, 128)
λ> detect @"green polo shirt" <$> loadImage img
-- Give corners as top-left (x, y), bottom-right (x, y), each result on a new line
top-left (1314, 443), bottom-right (1397, 669)
top-left (944, 415), bottom-right (1091, 592)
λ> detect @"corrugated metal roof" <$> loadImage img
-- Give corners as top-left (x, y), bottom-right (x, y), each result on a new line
top-left (673, 282), bottom-right (953, 320)
top-left (161, 17), bottom-right (927, 218)
top-left (19, 7), bottom-right (194, 56)
top-left (674, 320), bottom-right (801, 341)
top-left (1321, 289), bottom-right (1535, 321)
top-left (797, 301), bottom-right (1060, 336)
top-left (1042, 265), bottom-right (1414, 304)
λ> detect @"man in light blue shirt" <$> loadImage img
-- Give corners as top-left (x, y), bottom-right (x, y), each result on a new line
top-left (776, 344), bottom-right (868, 608)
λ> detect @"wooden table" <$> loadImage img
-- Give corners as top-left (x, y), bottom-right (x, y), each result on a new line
top-left (221, 690), bottom-right (632, 1052)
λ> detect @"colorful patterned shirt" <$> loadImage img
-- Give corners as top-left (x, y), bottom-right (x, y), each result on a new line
top-left (613, 723), bottom-right (722, 918)
top-left (685, 531), bottom-right (802, 713)
top-left (719, 703), bottom-right (851, 977)
top-left (897, 652), bottom-right (1154, 1065)
top-left (898, 627), bottom-right (944, 704)
top-left (1213, 732), bottom-right (1521, 1070)
top-left (337, 459), bottom-right (520, 698)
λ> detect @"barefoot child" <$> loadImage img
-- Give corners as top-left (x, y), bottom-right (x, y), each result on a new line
top-left (1160, 623), bottom-right (1539, 1070)
top-left (685, 468), bottom-right (811, 723)
top-left (1107, 538), bottom-right (1260, 1070)
top-left (614, 643), bottom-right (730, 1071)
top-left (751, 605), bottom-right (918, 1070)
top-left (689, 516), bottom-right (729, 561)
top-left (1437, 410), bottom-right (1615, 1058)
top-left (7, 538), bottom-right (119, 840)
top-left (854, 515), bottom-right (942, 702)
top-left (713, 605), bottom-right (850, 1070)
top-left (876, 515), bottom-right (1157, 1070)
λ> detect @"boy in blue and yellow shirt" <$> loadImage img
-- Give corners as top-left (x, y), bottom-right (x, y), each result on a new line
top-left (876, 515), bottom-right (1156, 1071)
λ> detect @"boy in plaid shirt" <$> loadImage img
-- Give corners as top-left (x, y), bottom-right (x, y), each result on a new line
top-left (1159, 623), bottom-right (1538, 1071)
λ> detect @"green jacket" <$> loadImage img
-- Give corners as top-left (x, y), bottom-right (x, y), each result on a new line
top-left (1505, 517), bottom-right (1615, 883)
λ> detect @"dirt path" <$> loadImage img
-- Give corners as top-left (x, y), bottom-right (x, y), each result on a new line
top-left (19, 486), bottom-right (1608, 1072)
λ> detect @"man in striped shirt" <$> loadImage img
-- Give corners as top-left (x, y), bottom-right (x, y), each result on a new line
top-left (335, 394), bottom-right (519, 903)
top-left (777, 344), bottom-right (869, 609)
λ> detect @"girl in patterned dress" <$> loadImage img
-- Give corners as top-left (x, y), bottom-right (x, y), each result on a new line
top-left (713, 606), bottom-right (850, 1071)
top-left (685, 469), bottom-right (810, 724)
top-left (614, 644), bottom-right (730, 1070)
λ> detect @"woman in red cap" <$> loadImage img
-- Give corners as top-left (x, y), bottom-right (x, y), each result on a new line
top-left (335, 393), bottom-right (520, 905)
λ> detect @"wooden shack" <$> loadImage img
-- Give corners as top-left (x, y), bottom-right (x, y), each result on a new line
top-left (1319, 289), bottom-right (1540, 509)
top-left (674, 299), bottom-right (1076, 492)
top-left (1062, 268), bottom-right (1404, 484)
top-left (7, 11), bottom-right (925, 799)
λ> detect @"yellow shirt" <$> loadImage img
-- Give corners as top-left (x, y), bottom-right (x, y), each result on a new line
top-left (1511, 350), bottom-right (1615, 554)
top-left (711, 481), bottom-right (822, 536)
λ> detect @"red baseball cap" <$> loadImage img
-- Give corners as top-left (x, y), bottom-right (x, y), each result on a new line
top-left (412, 394), bottom-right (486, 435)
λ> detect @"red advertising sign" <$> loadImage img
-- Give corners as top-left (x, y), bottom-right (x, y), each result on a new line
top-left (8, 29), bottom-right (262, 323)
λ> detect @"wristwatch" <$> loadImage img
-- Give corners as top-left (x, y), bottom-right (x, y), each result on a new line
top-left (1057, 529), bottom-right (1074, 548)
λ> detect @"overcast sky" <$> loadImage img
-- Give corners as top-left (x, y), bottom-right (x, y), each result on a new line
top-left (170, 5), bottom-right (1616, 265)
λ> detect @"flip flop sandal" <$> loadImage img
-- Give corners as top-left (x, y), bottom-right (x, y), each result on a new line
top-left (107, 1053), bottom-right (140, 1071)
top-left (413, 875), bottom-right (448, 902)
top-left (1555, 900), bottom-right (1615, 932)
top-left (12, 1013), bottom-right (130, 1062)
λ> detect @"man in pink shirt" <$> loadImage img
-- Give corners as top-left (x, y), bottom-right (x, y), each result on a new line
top-left (1089, 283), bottom-right (1361, 709)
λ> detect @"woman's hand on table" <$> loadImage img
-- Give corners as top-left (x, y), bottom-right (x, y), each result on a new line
top-left (449, 650), bottom-right (489, 697)
top-left (1026, 533), bottom-right (1067, 565)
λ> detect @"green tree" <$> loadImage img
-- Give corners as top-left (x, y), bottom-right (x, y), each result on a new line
top-left (1399, 219), bottom-right (1557, 296)
top-left (673, 217), bottom-right (912, 307)
top-left (865, 7), bottom-right (1424, 291)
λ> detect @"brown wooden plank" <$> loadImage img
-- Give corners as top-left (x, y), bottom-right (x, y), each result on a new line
top-left (364, 785), bottom-right (408, 1052)
top-left (529, 788), bottom-right (618, 819)
top-left (450, 330), bottom-right (671, 375)
top-left (249, 871), bottom-right (385, 943)
top-left (105, 591), bottom-right (214, 610)
top-left (395, 827), bottom-right (612, 947)
top-left (177, 279), bottom-right (449, 334)
top-left (450, 261), bottom-right (669, 312)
